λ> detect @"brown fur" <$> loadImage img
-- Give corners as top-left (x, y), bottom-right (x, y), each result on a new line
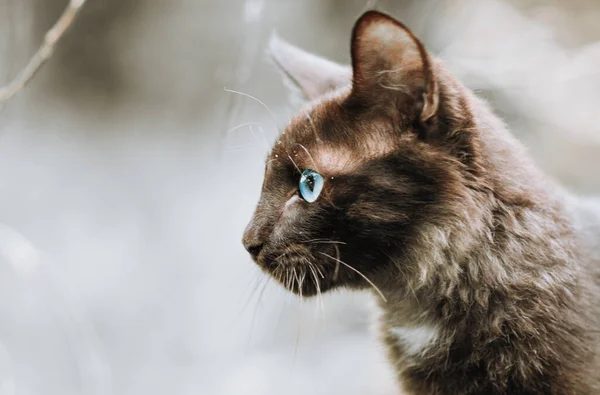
top-left (243, 10), bottom-right (600, 394)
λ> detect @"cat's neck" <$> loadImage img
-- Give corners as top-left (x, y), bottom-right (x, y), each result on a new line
top-left (375, 84), bottom-right (581, 335)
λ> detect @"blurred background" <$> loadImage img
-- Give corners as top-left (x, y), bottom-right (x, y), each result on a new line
top-left (0, 1), bottom-right (599, 394)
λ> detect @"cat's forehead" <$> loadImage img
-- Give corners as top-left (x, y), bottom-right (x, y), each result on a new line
top-left (269, 98), bottom-right (400, 175)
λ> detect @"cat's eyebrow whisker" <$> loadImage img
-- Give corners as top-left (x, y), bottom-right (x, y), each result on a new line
top-left (287, 154), bottom-right (301, 173)
top-left (227, 121), bottom-right (265, 134)
top-left (248, 125), bottom-right (271, 151)
top-left (296, 143), bottom-right (320, 172)
top-left (319, 252), bottom-right (387, 302)
top-left (224, 88), bottom-right (278, 123)
top-left (305, 112), bottom-right (320, 143)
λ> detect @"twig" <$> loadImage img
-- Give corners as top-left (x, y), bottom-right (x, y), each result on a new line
top-left (0, 0), bottom-right (87, 102)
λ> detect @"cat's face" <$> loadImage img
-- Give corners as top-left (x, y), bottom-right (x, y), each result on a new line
top-left (243, 11), bottom-right (475, 297)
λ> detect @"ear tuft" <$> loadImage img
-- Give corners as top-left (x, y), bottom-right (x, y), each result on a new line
top-left (268, 33), bottom-right (351, 101)
top-left (350, 11), bottom-right (438, 122)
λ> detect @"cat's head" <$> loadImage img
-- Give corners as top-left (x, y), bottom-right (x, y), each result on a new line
top-left (242, 11), bottom-right (481, 298)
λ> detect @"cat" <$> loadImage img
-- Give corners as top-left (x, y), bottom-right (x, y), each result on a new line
top-left (242, 10), bottom-right (600, 395)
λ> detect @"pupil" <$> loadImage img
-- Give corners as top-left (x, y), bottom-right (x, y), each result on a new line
top-left (306, 175), bottom-right (315, 191)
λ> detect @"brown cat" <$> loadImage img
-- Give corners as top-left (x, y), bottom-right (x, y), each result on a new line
top-left (242, 10), bottom-right (600, 395)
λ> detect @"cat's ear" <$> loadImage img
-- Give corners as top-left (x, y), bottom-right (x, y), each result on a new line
top-left (350, 11), bottom-right (438, 122)
top-left (269, 34), bottom-right (352, 101)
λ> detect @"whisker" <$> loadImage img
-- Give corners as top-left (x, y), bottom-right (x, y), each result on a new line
top-left (306, 262), bottom-right (318, 287)
top-left (305, 112), bottom-right (320, 143)
top-left (256, 277), bottom-right (270, 307)
top-left (286, 268), bottom-right (293, 290)
top-left (224, 88), bottom-right (278, 122)
top-left (274, 295), bottom-right (288, 334)
top-left (296, 143), bottom-right (320, 172)
top-left (319, 252), bottom-right (387, 302)
top-left (274, 266), bottom-right (291, 306)
top-left (305, 239), bottom-right (347, 245)
top-left (306, 261), bottom-right (324, 316)
top-left (237, 272), bottom-right (265, 318)
top-left (274, 251), bottom-right (288, 261)
top-left (290, 268), bottom-right (296, 295)
top-left (333, 244), bottom-right (341, 281)
top-left (234, 264), bottom-right (259, 292)
top-left (300, 271), bottom-right (306, 301)
top-left (293, 268), bottom-right (303, 301)
top-left (315, 265), bottom-right (325, 279)
top-left (248, 125), bottom-right (270, 151)
top-left (292, 324), bottom-right (301, 372)
top-left (247, 275), bottom-right (270, 345)
top-left (287, 154), bottom-right (301, 173)
top-left (227, 121), bottom-right (265, 135)
top-left (271, 266), bottom-right (280, 283)
top-left (286, 268), bottom-right (296, 305)
top-left (301, 255), bottom-right (325, 280)
top-left (259, 124), bottom-right (274, 148)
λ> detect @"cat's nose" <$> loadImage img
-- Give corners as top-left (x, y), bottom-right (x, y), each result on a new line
top-left (242, 219), bottom-right (264, 260)
top-left (244, 242), bottom-right (264, 259)
top-left (242, 232), bottom-right (263, 259)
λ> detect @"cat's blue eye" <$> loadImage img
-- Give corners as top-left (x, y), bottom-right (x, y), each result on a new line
top-left (299, 169), bottom-right (324, 203)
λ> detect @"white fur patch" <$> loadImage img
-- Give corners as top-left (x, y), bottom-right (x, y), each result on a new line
top-left (390, 324), bottom-right (439, 356)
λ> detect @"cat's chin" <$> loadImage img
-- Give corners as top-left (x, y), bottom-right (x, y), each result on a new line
top-left (278, 277), bottom-right (333, 298)
top-left (256, 244), bottom-right (339, 297)
top-left (261, 260), bottom-right (337, 298)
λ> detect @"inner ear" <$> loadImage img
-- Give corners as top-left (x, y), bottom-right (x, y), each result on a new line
top-left (269, 34), bottom-right (352, 101)
top-left (350, 11), bottom-right (438, 122)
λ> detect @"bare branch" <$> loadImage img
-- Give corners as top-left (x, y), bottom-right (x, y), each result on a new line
top-left (0, 0), bottom-right (87, 102)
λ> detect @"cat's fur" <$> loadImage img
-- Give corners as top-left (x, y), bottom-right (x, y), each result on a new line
top-left (242, 10), bottom-right (600, 395)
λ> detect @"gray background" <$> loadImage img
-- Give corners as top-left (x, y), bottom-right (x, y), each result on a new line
top-left (0, 1), bottom-right (599, 394)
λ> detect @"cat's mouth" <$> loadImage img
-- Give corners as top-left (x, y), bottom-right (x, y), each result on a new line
top-left (258, 243), bottom-right (340, 297)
